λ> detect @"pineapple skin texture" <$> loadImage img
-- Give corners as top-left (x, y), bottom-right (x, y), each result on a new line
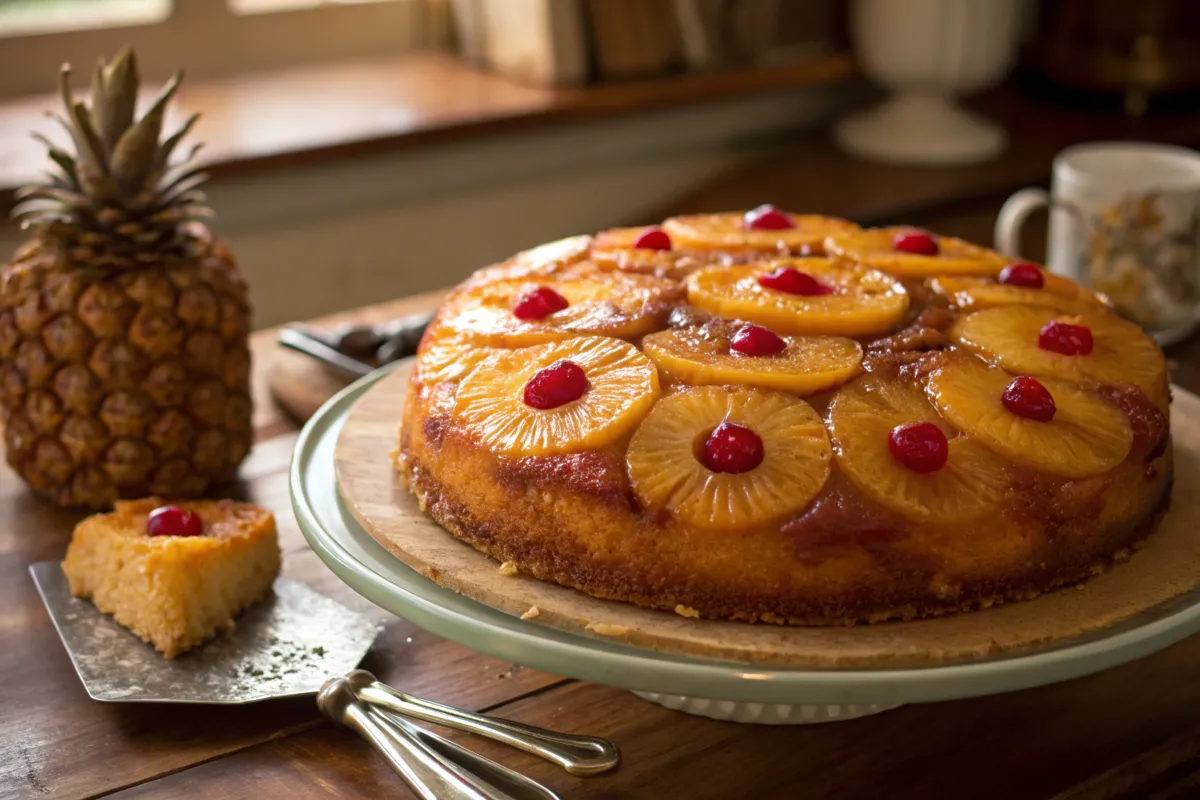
top-left (0, 228), bottom-right (253, 509)
top-left (396, 219), bottom-right (1175, 626)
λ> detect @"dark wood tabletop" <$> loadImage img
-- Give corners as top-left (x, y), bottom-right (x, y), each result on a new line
top-left (10, 87), bottom-right (1200, 800)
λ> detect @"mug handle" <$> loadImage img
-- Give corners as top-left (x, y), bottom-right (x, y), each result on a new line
top-left (994, 187), bottom-right (1050, 259)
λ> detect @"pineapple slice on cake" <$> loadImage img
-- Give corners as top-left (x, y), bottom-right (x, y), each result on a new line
top-left (827, 373), bottom-right (1011, 523)
top-left (590, 225), bottom-right (706, 279)
top-left (440, 262), bottom-right (683, 348)
top-left (625, 385), bottom-right (831, 529)
top-left (462, 235), bottom-right (593, 288)
top-left (685, 258), bottom-right (909, 337)
top-left (642, 320), bottom-right (863, 395)
top-left (662, 206), bottom-right (860, 254)
top-left (453, 336), bottom-right (659, 457)
top-left (950, 305), bottom-right (1168, 404)
top-left (0, 48), bottom-right (253, 509)
top-left (824, 226), bottom-right (1010, 278)
top-left (927, 354), bottom-right (1132, 478)
top-left (413, 327), bottom-right (503, 386)
top-left (930, 262), bottom-right (1107, 313)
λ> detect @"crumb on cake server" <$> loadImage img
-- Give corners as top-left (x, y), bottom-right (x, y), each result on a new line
top-left (62, 498), bottom-right (281, 658)
top-left (397, 209), bottom-right (1173, 626)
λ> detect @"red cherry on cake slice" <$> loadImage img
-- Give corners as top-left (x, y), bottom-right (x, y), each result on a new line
top-left (147, 505), bottom-right (204, 537)
top-left (730, 323), bottom-right (787, 356)
top-left (998, 262), bottom-right (1045, 289)
top-left (757, 266), bottom-right (834, 296)
top-left (892, 230), bottom-right (940, 256)
top-left (523, 359), bottom-right (589, 409)
top-left (743, 204), bottom-right (795, 231)
top-left (1002, 376), bottom-right (1056, 422)
top-left (513, 286), bottom-right (569, 320)
top-left (700, 421), bottom-right (764, 474)
top-left (1038, 320), bottom-right (1094, 356)
top-left (631, 226), bottom-right (672, 251)
top-left (888, 421), bottom-right (948, 473)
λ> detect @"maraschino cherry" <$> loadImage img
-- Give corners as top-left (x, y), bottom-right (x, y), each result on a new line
top-left (757, 266), bottom-right (833, 296)
top-left (998, 262), bottom-right (1044, 289)
top-left (743, 204), bottom-right (795, 231)
top-left (632, 226), bottom-right (671, 250)
top-left (700, 421), bottom-right (764, 474)
top-left (1038, 320), bottom-right (1094, 356)
top-left (888, 422), bottom-right (949, 473)
top-left (892, 230), bottom-right (940, 256)
top-left (523, 360), bottom-right (589, 409)
top-left (147, 505), bottom-right (204, 537)
top-left (513, 287), bottom-right (568, 320)
top-left (730, 323), bottom-right (787, 356)
top-left (1002, 376), bottom-right (1056, 422)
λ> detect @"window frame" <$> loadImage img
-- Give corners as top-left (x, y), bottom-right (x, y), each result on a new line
top-left (0, 0), bottom-right (439, 100)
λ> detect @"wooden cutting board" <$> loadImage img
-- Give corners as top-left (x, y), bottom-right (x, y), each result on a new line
top-left (267, 345), bottom-right (359, 423)
top-left (332, 361), bottom-right (1200, 669)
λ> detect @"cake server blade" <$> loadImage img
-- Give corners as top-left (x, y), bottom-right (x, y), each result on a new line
top-left (29, 560), bottom-right (383, 704)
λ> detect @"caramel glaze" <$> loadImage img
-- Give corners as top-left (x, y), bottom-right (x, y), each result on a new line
top-left (398, 244), bottom-right (1174, 625)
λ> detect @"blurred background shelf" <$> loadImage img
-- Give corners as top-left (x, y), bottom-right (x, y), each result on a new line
top-left (0, 50), bottom-right (858, 200)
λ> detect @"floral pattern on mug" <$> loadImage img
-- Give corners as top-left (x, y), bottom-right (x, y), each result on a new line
top-left (1086, 192), bottom-right (1199, 328)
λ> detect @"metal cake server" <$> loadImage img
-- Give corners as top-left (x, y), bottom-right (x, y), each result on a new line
top-left (30, 561), bottom-right (619, 798)
top-left (278, 312), bottom-right (432, 378)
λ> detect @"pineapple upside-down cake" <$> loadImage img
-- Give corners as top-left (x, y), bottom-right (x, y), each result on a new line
top-left (396, 207), bottom-right (1172, 625)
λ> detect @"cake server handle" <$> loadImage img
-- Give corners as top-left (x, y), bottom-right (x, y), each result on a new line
top-left (278, 327), bottom-right (374, 377)
top-left (318, 676), bottom-right (511, 800)
top-left (345, 669), bottom-right (621, 776)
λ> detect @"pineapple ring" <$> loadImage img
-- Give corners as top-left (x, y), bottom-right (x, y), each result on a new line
top-left (453, 335), bottom-right (660, 457)
top-left (685, 258), bottom-right (910, 337)
top-left (828, 374), bottom-right (1011, 523)
top-left (626, 385), bottom-right (831, 530)
top-left (414, 327), bottom-right (504, 386)
top-left (927, 355), bottom-right (1132, 479)
top-left (662, 212), bottom-right (860, 253)
top-left (462, 235), bottom-right (593, 289)
top-left (642, 327), bottom-right (863, 395)
top-left (825, 227), bottom-right (1010, 277)
top-left (441, 263), bottom-right (683, 348)
top-left (591, 227), bottom-right (705, 279)
top-left (930, 271), bottom-right (1108, 314)
top-left (949, 305), bottom-right (1168, 405)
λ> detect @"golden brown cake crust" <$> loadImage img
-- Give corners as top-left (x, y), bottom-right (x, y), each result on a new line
top-left (397, 215), bottom-right (1175, 626)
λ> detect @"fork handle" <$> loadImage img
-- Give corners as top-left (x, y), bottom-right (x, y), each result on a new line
top-left (318, 677), bottom-right (509, 800)
top-left (345, 669), bottom-right (621, 776)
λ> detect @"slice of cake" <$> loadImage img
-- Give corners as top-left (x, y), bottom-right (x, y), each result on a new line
top-left (62, 497), bottom-right (281, 658)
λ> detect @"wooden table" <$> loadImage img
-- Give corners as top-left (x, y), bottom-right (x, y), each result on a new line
top-left (4, 290), bottom-right (1200, 800)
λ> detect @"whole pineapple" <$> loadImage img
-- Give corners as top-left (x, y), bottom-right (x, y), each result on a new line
top-left (0, 48), bottom-right (253, 509)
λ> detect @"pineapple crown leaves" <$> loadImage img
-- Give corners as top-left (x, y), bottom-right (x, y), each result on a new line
top-left (13, 46), bottom-right (213, 233)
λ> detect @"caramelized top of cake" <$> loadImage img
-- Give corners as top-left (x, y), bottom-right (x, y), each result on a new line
top-left (408, 211), bottom-right (1169, 533)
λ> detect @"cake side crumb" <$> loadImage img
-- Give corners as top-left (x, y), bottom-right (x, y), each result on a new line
top-left (586, 622), bottom-right (631, 636)
top-left (498, 561), bottom-right (519, 577)
top-left (674, 604), bottom-right (700, 618)
top-left (521, 606), bottom-right (540, 620)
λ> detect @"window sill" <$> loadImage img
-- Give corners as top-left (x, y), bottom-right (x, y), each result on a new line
top-left (0, 51), bottom-right (856, 203)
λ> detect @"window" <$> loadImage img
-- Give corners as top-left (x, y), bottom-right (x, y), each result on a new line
top-left (230, 0), bottom-right (399, 14)
top-left (0, 0), bottom-right (440, 100)
top-left (0, 0), bottom-right (170, 37)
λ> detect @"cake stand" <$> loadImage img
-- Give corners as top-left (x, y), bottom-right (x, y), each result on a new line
top-left (291, 362), bottom-right (1200, 725)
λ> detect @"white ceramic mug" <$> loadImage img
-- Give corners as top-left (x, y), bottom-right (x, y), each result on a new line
top-left (994, 141), bottom-right (1200, 341)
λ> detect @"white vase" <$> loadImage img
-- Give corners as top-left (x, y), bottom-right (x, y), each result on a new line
top-left (834, 0), bottom-right (1024, 166)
